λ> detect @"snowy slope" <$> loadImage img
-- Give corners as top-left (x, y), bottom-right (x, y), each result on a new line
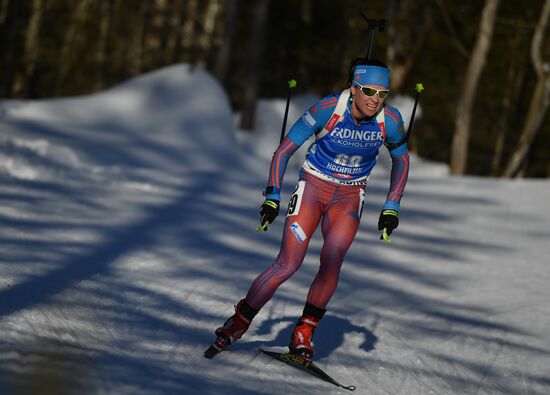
top-left (1, 64), bottom-right (549, 395)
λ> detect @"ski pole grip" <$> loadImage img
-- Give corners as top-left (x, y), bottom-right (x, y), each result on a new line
top-left (380, 228), bottom-right (392, 244)
top-left (256, 215), bottom-right (269, 232)
top-left (256, 222), bottom-right (268, 232)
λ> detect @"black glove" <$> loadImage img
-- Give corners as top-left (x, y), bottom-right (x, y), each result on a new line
top-left (257, 199), bottom-right (280, 232)
top-left (378, 209), bottom-right (399, 236)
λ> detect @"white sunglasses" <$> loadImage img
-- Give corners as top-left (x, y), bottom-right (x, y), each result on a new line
top-left (353, 82), bottom-right (389, 99)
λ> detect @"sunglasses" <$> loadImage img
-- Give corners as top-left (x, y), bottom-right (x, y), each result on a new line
top-left (353, 82), bottom-right (389, 99)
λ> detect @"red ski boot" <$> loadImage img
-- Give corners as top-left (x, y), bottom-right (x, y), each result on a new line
top-left (289, 315), bottom-right (318, 360)
top-left (205, 299), bottom-right (259, 357)
top-left (288, 303), bottom-right (326, 361)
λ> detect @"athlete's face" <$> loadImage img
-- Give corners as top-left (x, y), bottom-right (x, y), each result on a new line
top-left (351, 83), bottom-right (387, 120)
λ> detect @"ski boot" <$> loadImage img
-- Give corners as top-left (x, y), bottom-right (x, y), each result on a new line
top-left (204, 299), bottom-right (259, 358)
top-left (289, 303), bottom-right (326, 361)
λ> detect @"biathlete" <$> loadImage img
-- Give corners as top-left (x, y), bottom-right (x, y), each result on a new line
top-left (211, 58), bottom-right (410, 360)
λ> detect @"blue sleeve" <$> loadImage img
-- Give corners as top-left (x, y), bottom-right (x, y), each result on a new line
top-left (383, 151), bottom-right (410, 211)
top-left (285, 94), bottom-right (339, 146)
top-left (265, 137), bottom-right (300, 200)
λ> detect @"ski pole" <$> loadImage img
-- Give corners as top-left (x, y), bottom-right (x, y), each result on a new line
top-left (381, 83), bottom-right (425, 244)
top-left (406, 83), bottom-right (425, 143)
top-left (280, 79), bottom-right (297, 144)
top-left (256, 79), bottom-right (297, 233)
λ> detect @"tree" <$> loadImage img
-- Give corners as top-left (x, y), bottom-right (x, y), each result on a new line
top-left (386, 0), bottom-right (432, 93)
top-left (196, 0), bottom-right (221, 68)
top-left (0, 0), bottom-right (24, 97)
top-left (13, 0), bottom-right (43, 97)
top-left (450, 0), bottom-right (500, 175)
top-left (181, 0), bottom-right (198, 63)
top-left (490, 18), bottom-right (527, 175)
top-left (502, 0), bottom-right (550, 177)
top-left (213, 0), bottom-right (237, 84)
top-left (54, 0), bottom-right (93, 94)
top-left (93, 0), bottom-right (112, 91)
top-left (239, 0), bottom-right (270, 131)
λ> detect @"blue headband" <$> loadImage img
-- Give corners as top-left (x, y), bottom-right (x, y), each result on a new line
top-left (353, 65), bottom-right (389, 88)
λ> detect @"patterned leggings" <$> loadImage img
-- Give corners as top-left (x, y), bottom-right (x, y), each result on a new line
top-left (245, 172), bottom-right (365, 310)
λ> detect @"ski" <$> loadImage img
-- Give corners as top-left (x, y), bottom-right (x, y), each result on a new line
top-left (203, 344), bottom-right (222, 359)
top-left (259, 348), bottom-right (356, 391)
top-left (203, 334), bottom-right (230, 359)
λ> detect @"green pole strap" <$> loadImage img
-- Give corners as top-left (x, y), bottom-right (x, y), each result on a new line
top-left (381, 228), bottom-right (392, 244)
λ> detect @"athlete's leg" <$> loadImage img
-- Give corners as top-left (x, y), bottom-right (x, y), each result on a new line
top-left (306, 187), bottom-right (364, 309)
top-left (245, 179), bottom-right (324, 309)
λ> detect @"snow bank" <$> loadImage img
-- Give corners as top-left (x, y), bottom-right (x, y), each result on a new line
top-left (1, 64), bottom-right (237, 182)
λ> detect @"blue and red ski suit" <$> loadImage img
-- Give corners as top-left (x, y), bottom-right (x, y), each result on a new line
top-left (246, 91), bottom-right (410, 310)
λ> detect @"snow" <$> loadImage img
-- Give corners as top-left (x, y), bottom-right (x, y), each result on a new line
top-left (1, 63), bottom-right (549, 395)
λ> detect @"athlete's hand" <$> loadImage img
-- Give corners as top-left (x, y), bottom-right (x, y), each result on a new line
top-left (257, 200), bottom-right (280, 232)
top-left (378, 209), bottom-right (399, 241)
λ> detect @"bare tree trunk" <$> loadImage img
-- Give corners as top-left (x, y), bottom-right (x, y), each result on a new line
top-left (213, 0), bottom-right (237, 82)
top-left (157, 0), bottom-right (174, 64)
top-left (170, 2), bottom-right (187, 63)
top-left (13, 0), bottom-right (43, 97)
top-left (150, 0), bottom-right (168, 65)
top-left (195, 0), bottom-right (221, 68)
top-left (434, 0), bottom-right (470, 59)
top-left (133, 2), bottom-right (152, 74)
top-left (240, 0), bottom-right (270, 131)
top-left (164, 0), bottom-right (183, 63)
top-left (0, 0), bottom-right (23, 97)
top-left (181, 0), bottom-right (198, 62)
top-left (55, 0), bottom-right (92, 94)
top-left (0, 0), bottom-right (8, 24)
top-left (491, 129), bottom-right (505, 175)
top-left (386, 0), bottom-right (431, 92)
top-left (93, 0), bottom-right (112, 91)
top-left (503, 0), bottom-right (550, 177)
top-left (389, 23), bottom-right (429, 92)
top-left (140, 1), bottom-right (167, 72)
top-left (386, 0), bottom-right (401, 84)
top-left (490, 21), bottom-right (526, 175)
top-left (450, 0), bottom-right (500, 175)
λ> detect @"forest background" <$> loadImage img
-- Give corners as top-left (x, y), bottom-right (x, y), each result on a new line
top-left (1, 0), bottom-right (549, 178)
